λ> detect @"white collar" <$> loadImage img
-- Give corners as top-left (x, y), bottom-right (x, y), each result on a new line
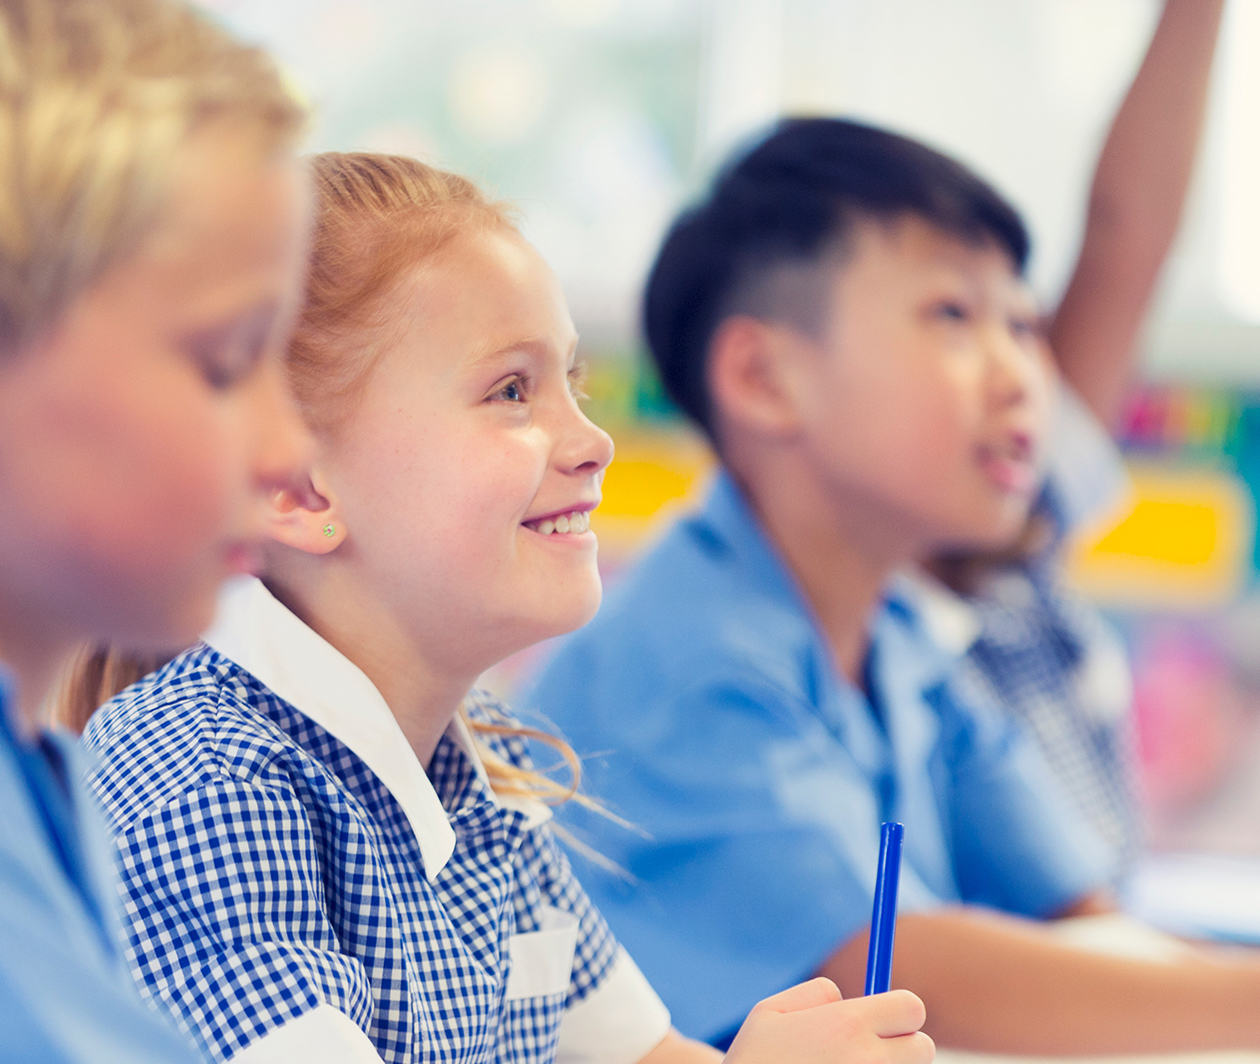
top-left (203, 577), bottom-right (474, 881)
top-left (888, 568), bottom-right (984, 659)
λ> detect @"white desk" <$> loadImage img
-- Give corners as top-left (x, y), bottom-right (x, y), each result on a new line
top-left (1126, 852), bottom-right (1260, 946)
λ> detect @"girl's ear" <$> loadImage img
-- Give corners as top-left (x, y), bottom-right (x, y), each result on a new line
top-left (707, 315), bottom-right (808, 439)
top-left (267, 467), bottom-right (346, 556)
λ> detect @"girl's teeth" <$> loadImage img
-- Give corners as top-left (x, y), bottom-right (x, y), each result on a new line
top-left (532, 511), bottom-right (591, 535)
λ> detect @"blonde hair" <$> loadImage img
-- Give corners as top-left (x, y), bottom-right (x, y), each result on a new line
top-left (0, 0), bottom-right (306, 355)
top-left (53, 644), bottom-right (167, 733)
top-left (60, 152), bottom-right (585, 806)
top-left (22, 0), bottom-right (301, 732)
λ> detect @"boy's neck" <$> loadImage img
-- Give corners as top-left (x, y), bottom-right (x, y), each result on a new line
top-left (734, 466), bottom-right (911, 688)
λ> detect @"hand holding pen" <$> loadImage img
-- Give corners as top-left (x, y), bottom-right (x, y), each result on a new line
top-left (721, 820), bottom-right (930, 1062)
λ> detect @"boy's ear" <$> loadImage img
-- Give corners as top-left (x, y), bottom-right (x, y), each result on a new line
top-left (707, 315), bottom-right (807, 439)
top-left (267, 467), bottom-right (346, 556)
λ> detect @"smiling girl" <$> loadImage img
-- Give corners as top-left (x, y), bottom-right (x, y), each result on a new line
top-left (71, 153), bottom-right (932, 1064)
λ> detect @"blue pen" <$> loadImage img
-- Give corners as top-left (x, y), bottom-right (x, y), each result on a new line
top-left (864, 821), bottom-right (903, 995)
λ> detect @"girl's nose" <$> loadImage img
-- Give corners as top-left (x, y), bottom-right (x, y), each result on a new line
top-left (558, 404), bottom-right (615, 478)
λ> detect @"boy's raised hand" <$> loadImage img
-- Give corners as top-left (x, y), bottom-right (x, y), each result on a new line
top-left (724, 978), bottom-right (933, 1064)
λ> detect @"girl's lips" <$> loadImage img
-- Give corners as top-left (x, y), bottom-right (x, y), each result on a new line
top-left (523, 500), bottom-right (597, 524)
top-left (522, 499), bottom-right (599, 531)
top-left (524, 508), bottom-right (594, 537)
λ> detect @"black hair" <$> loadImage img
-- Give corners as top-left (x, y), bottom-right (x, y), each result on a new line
top-left (642, 116), bottom-right (1031, 440)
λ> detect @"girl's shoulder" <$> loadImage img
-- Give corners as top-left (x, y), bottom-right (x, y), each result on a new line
top-left (82, 643), bottom-right (307, 831)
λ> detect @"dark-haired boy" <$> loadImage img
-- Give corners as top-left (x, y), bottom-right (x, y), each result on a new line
top-left (529, 12), bottom-right (1260, 1053)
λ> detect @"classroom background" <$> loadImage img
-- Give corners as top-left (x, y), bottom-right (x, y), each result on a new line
top-left (202, 0), bottom-right (1260, 859)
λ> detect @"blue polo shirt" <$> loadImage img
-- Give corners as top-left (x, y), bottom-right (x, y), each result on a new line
top-left (525, 471), bottom-right (1109, 1042)
top-left (0, 668), bottom-right (196, 1062)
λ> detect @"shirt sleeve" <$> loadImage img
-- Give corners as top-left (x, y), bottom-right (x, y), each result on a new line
top-left (228, 1005), bottom-right (382, 1064)
top-left (1040, 384), bottom-right (1131, 542)
top-left (939, 682), bottom-right (1112, 917)
top-left (110, 778), bottom-right (377, 1063)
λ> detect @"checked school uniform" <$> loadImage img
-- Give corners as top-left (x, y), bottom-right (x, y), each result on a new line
top-left (81, 578), bottom-right (670, 1064)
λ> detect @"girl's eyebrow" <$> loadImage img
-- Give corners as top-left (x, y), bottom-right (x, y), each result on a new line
top-left (468, 333), bottom-right (581, 369)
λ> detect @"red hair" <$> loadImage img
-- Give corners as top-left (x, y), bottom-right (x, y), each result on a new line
top-left (60, 153), bottom-right (583, 806)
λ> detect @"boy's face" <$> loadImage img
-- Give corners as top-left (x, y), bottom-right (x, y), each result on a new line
top-left (787, 215), bottom-right (1053, 559)
top-left (0, 126), bottom-right (312, 661)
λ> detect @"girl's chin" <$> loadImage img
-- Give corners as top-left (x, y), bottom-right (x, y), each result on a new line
top-left (516, 596), bottom-right (604, 649)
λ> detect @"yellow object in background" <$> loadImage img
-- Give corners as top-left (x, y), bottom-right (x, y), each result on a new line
top-left (1067, 462), bottom-right (1255, 609)
top-left (598, 427), bottom-right (713, 558)
top-left (597, 428), bottom-right (1257, 612)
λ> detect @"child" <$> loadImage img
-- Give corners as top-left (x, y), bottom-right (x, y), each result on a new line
top-left (0, 0), bottom-right (311, 1058)
top-left (920, 0), bottom-right (1225, 881)
top-left (524, 114), bottom-right (1260, 1053)
top-left (75, 152), bottom-right (933, 1064)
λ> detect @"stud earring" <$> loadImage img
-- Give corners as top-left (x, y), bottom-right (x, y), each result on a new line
top-left (322, 523), bottom-right (336, 538)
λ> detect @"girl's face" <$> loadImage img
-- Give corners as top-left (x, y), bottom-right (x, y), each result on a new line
top-left (0, 127), bottom-right (312, 662)
top-left (323, 227), bottom-right (614, 675)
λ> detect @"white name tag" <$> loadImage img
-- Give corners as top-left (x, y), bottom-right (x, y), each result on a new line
top-left (505, 905), bottom-right (579, 1002)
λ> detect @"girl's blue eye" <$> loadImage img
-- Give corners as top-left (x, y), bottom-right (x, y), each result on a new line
top-left (491, 376), bottom-right (527, 403)
top-left (935, 301), bottom-right (969, 322)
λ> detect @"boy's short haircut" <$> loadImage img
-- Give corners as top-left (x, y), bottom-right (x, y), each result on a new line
top-left (643, 116), bottom-right (1031, 441)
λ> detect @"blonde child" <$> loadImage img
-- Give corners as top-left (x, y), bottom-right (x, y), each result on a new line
top-left (0, 0), bottom-right (312, 1058)
top-left (73, 152), bottom-right (933, 1064)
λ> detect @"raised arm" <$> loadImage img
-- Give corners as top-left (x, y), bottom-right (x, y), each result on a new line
top-left (1048, 0), bottom-right (1225, 428)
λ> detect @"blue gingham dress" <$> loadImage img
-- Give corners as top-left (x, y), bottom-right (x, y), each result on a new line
top-left (81, 579), bottom-right (669, 1064)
